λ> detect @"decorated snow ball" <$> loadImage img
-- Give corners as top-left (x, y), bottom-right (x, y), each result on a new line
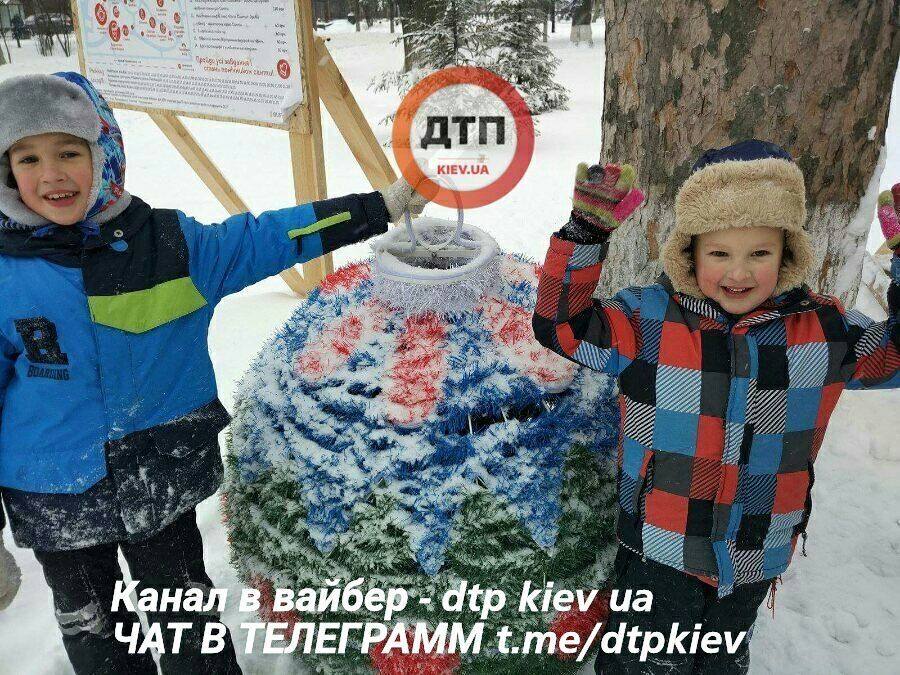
top-left (224, 217), bottom-right (620, 674)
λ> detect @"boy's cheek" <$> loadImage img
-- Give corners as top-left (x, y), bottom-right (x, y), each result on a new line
top-left (694, 264), bottom-right (720, 295)
top-left (755, 263), bottom-right (781, 295)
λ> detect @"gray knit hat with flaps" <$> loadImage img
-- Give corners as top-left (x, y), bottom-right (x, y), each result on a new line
top-left (662, 139), bottom-right (814, 299)
top-left (0, 73), bottom-right (131, 228)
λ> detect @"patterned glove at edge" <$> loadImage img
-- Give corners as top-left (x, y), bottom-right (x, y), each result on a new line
top-left (877, 184), bottom-right (900, 251)
top-left (572, 162), bottom-right (645, 232)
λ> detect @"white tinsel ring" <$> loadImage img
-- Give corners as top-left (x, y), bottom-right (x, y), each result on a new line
top-left (372, 216), bottom-right (501, 315)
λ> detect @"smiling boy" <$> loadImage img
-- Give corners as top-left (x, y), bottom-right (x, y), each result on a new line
top-left (533, 139), bottom-right (900, 674)
top-left (0, 72), bottom-right (427, 674)
top-left (7, 133), bottom-right (94, 225)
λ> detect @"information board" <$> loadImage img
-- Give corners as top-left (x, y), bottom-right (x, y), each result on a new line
top-left (76, 0), bottom-right (305, 125)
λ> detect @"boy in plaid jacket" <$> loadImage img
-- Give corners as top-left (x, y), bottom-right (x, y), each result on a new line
top-left (532, 140), bottom-right (900, 674)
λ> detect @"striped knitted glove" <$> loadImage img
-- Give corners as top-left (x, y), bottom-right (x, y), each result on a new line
top-left (571, 162), bottom-right (645, 233)
top-left (877, 184), bottom-right (900, 251)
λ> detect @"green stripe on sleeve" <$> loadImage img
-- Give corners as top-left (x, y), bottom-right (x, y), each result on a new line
top-left (88, 277), bottom-right (208, 334)
top-left (287, 211), bottom-right (352, 240)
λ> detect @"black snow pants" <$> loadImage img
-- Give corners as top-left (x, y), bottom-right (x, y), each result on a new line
top-left (595, 547), bottom-right (771, 675)
top-left (34, 509), bottom-right (241, 675)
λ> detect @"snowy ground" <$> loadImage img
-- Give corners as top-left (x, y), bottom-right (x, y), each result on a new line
top-left (1, 19), bottom-right (899, 675)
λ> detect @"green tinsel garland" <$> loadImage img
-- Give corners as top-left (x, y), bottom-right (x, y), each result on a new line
top-left (224, 441), bottom-right (617, 674)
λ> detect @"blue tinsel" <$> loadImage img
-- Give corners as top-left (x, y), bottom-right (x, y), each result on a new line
top-left (232, 255), bottom-right (619, 574)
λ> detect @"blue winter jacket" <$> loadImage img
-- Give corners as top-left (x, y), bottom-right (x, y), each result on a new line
top-left (0, 196), bottom-right (389, 495)
top-left (0, 73), bottom-right (391, 549)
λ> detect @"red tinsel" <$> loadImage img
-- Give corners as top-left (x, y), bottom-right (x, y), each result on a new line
top-left (219, 492), bottom-right (229, 524)
top-left (248, 574), bottom-right (303, 633)
top-left (370, 629), bottom-right (461, 675)
top-left (318, 261), bottom-right (372, 295)
top-left (385, 313), bottom-right (448, 425)
top-left (548, 589), bottom-right (611, 661)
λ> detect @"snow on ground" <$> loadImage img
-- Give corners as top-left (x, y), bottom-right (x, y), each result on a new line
top-left (1, 19), bottom-right (899, 675)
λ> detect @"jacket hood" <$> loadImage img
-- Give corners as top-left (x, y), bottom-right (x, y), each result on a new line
top-left (662, 139), bottom-right (815, 299)
top-left (0, 72), bottom-right (131, 230)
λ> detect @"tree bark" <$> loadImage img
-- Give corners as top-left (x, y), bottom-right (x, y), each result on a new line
top-left (598, 1), bottom-right (900, 307)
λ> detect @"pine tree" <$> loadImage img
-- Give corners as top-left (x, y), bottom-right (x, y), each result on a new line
top-left (409, 0), bottom-right (482, 69)
top-left (489, 0), bottom-right (569, 114)
top-left (371, 0), bottom-right (486, 113)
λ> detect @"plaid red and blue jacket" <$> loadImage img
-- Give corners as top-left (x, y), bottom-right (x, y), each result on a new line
top-left (533, 234), bottom-right (900, 596)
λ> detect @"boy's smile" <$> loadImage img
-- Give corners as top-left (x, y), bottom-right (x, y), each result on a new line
top-left (693, 226), bottom-right (784, 316)
top-left (7, 132), bottom-right (93, 226)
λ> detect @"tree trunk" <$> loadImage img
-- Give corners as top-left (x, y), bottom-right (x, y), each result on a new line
top-left (324, 0), bottom-right (332, 22)
top-left (571, 0), bottom-right (593, 45)
top-left (399, 0), bottom-right (440, 71)
top-left (598, 1), bottom-right (900, 307)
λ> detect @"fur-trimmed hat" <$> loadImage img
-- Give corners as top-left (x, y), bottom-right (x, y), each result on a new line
top-left (0, 72), bottom-right (130, 229)
top-left (662, 139), bottom-right (814, 299)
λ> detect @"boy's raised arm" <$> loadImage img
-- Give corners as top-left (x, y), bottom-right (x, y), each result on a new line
top-left (532, 163), bottom-right (644, 377)
top-left (846, 185), bottom-right (900, 390)
top-left (178, 191), bottom-right (390, 303)
top-left (177, 179), bottom-right (427, 303)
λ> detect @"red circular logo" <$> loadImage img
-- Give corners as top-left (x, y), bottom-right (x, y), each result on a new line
top-left (95, 3), bottom-right (107, 26)
top-left (108, 20), bottom-right (120, 42)
top-left (277, 59), bottom-right (291, 79)
top-left (392, 67), bottom-right (534, 209)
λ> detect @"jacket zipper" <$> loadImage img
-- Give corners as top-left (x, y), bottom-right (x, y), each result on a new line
top-left (707, 321), bottom-right (735, 582)
top-left (82, 247), bottom-right (114, 442)
top-left (709, 303), bottom-right (820, 578)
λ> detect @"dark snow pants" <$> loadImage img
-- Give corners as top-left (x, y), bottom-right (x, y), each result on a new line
top-left (595, 547), bottom-right (771, 675)
top-left (34, 509), bottom-right (241, 675)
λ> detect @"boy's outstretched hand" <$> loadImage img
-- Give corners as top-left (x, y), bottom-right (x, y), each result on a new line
top-left (571, 162), bottom-right (645, 233)
top-left (0, 540), bottom-right (20, 610)
top-left (878, 184), bottom-right (900, 251)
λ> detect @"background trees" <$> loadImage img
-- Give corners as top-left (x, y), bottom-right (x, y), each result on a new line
top-left (374, 0), bottom-right (569, 117)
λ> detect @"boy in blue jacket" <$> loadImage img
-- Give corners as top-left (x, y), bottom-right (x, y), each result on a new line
top-left (0, 72), bottom-right (425, 673)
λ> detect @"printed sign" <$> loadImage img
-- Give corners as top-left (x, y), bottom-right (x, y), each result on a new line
top-left (76, 0), bottom-right (305, 124)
